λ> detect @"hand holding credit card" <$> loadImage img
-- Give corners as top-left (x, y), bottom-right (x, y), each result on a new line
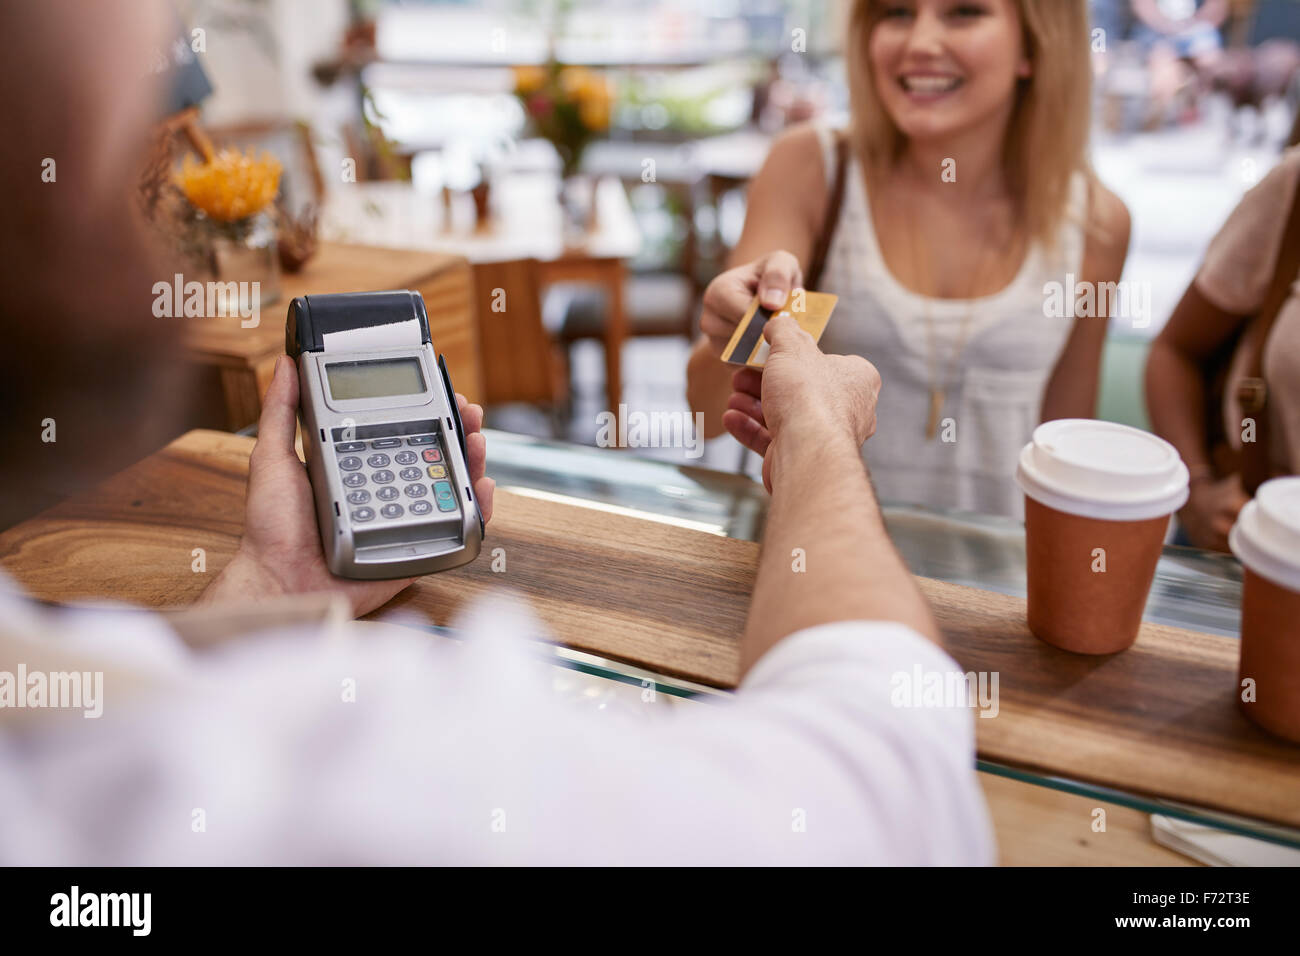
top-left (721, 289), bottom-right (838, 368)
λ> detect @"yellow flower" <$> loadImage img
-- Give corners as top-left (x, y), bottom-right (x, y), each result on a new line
top-left (559, 66), bottom-right (593, 98)
top-left (176, 148), bottom-right (282, 222)
top-left (575, 73), bottom-right (612, 129)
top-left (579, 95), bottom-right (611, 131)
top-left (513, 65), bottom-right (546, 95)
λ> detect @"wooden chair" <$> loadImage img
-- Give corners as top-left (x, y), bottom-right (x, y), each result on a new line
top-left (472, 258), bottom-right (570, 427)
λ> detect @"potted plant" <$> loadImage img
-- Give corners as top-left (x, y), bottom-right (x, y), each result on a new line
top-left (175, 146), bottom-right (284, 303)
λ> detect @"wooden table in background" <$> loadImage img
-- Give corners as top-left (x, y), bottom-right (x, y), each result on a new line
top-left (322, 176), bottom-right (640, 412)
top-left (3, 430), bottom-right (1296, 862)
top-left (184, 241), bottom-right (480, 431)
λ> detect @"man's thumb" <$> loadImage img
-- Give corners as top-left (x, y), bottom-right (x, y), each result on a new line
top-left (252, 355), bottom-right (300, 465)
top-left (762, 312), bottom-right (812, 358)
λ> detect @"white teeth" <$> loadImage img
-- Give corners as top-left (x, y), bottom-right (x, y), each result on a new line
top-left (902, 76), bottom-right (961, 94)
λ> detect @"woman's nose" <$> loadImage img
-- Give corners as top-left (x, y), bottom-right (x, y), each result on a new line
top-left (902, 9), bottom-right (947, 59)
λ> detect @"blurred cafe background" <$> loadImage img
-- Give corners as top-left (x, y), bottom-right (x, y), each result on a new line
top-left (156, 0), bottom-right (1300, 468)
top-left (0, 0), bottom-right (1295, 870)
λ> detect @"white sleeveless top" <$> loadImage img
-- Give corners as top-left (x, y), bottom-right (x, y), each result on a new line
top-left (813, 125), bottom-right (1089, 520)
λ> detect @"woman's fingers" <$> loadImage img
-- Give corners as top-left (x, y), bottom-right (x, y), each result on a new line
top-left (700, 274), bottom-right (754, 353)
top-left (700, 310), bottom-right (738, 353)
top-left (757, 250), bottom-right (803, 310)
top-left (702, 265), bottom-right (757, 324)
top-left (701, 250), bottom-right (806, 356)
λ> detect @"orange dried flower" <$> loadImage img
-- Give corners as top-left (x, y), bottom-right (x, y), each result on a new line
top-left (176, 147), bottom-right (282, 222)
top-left (513, 65), bottom-right (546, 95)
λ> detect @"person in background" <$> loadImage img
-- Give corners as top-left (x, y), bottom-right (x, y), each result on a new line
top-left (1131, 0), bottom-right (1228, 127)
top-left (1145, 145), bottom-right (1300, 552)
top-left (0, 0), bottom-right (993, 865)
top-left (1090, 0), bottom-right (1134, 52)
top-left (688, 0), bottom-right (1131, 519)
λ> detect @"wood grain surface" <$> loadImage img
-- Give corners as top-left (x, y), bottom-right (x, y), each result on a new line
top-left (183, 241), bottom-right (482, 428)
top-left (2, 429), bottom-right (1297, 831)
top-left (980, 773), bottom-right (1199, 866)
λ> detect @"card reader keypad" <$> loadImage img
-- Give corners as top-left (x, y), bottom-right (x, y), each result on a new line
top-left (336, 434), bottom-right (460, 524)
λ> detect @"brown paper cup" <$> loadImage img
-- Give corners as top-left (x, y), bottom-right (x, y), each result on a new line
top-left (1237, 569), bottom-right (1300, 743)
top-left (1024, 496), bottom-right (1169, 655)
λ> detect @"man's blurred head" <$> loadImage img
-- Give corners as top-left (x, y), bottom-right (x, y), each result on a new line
top-left (0, 0), bottom-right (194, 530)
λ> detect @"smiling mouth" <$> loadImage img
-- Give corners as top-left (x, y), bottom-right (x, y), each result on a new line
top-left (899, 75), bottom-right (964, 95)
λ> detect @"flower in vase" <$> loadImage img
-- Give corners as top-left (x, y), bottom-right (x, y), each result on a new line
top-left (513, 64), bottom-right (547, 95)
top-left (176, 147), bottom-right (282, 224)
top-left (527, 93), bottom-right (554, 120)
top-left (579, 93), bottom-right (611, 131)
top-left (513, 60), bottom-right (616, 177)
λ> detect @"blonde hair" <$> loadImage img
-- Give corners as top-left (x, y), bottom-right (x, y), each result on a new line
top-left (846, 0), bottom-right (1093, 251)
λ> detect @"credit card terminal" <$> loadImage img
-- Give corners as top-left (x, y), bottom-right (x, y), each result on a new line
top-left (285, 290), bottom-right (483, 579)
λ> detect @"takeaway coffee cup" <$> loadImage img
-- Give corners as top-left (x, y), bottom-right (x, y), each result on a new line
top-left (1229, 477), bottom-right (1300, 743)
top-left (1015, 420), bottom-right (1189, 655)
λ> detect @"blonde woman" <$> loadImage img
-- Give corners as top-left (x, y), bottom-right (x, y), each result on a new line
top-left (688, 0), bottom-right (1131, 518)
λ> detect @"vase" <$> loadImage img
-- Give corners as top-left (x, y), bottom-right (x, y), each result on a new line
top-left (558, 173), bottom-right (596, 247)
top-left (471, 177), bottom-right (492, 229)
top-left (210, 212), bottom-right (281, 311)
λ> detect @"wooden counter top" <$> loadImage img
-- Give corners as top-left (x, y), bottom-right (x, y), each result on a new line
top-left (2, 429), bottom-right (1296, 833)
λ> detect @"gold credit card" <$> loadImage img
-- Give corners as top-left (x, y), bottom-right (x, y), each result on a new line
top-left (721, 290), bottom-right (838, 368)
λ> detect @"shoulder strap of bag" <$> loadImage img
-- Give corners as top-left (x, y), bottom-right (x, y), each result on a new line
top-left (1238, 171), bottom-right (1300, 492)
top-left (806, 131), bottom-right (849, 291)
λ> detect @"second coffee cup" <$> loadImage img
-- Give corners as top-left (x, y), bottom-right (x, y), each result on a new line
top-left (1015, 420), bottom-right (1190, 655)
top-left (1229, 477), bottom-right (1300, 743)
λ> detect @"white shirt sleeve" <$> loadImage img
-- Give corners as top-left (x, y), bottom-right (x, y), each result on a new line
top-left (731, 621), bottom-right (996, 865)
top-left (0, 595), bottom-right (994, 866)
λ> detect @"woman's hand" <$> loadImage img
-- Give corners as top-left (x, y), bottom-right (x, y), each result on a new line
top-left (197, 355), bottom-right (495, 616)
top-left (1177, 473), bottom-right (1248, 553)
top-left (699, 250), bottom-right (803, 358)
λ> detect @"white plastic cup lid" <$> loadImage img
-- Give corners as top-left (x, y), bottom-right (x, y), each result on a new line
top-left (1230, 477), bottom-right (1300, 593)
top-left (1015, 419), bottom-right (1190, 521)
